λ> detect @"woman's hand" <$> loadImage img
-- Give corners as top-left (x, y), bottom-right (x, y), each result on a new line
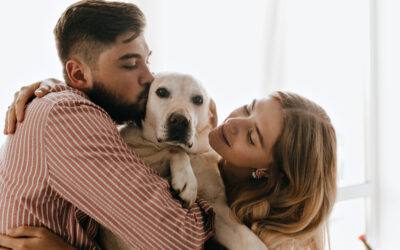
top-left (4, 78), bottom-right (63, 135)
top-left (0, 226), bottom-right (75, 250)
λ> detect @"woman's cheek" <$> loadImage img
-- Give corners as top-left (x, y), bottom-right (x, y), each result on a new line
top-left (208, 129), bottom-right (219, 151)
top-left (208, 129), bottom-right (229, 158)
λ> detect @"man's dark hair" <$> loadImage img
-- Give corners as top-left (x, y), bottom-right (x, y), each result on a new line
top-left (54, 0), bottom-right (146, 83)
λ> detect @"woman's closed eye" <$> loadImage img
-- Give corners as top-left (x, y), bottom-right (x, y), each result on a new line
top-left (243, 105), bottom-right (256, 145)
top-left (248, 130), bottom-right (255, 145)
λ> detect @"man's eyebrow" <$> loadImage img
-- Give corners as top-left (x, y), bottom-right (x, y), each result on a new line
top-left (123, 33), bottom-right (139, 43)
top-left (118, 53), bottom-right (142, 60)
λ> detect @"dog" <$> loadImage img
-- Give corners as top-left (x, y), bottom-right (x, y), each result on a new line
top-left (99, 72), bottom-right (268, 250)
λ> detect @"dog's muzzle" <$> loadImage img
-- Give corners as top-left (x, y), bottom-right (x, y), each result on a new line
top-left (166, 112), bottom-right (191, 146)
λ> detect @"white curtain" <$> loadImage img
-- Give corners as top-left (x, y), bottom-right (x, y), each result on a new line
top-left (261, 0), bottom-right (288, 95)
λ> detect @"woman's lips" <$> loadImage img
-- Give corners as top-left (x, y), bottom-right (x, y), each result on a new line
top-left (218, 124), bottom-right (231, 147)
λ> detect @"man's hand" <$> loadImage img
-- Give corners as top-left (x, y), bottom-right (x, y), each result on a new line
top-left (0, 226), bottom-right (76, 250)
top-left (4, 78), bottom-right (63, 135)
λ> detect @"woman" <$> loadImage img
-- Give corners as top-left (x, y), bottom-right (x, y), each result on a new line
top-left (1, 83), bottom-right (337, 249)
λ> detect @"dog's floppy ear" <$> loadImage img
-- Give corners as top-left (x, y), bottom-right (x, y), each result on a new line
top-left (208, 98), bottom-right (218, 128)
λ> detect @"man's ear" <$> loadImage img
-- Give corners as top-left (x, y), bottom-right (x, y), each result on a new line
top-left (65, 59), bottom-right (92, 90)
top-left (208, 98), bottom-right (218, 128)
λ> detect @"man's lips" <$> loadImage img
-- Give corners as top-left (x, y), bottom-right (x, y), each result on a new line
top-left (218, 124), bottom-right (231, 147)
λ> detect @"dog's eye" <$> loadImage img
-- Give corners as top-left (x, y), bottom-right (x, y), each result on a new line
top-left (192, 95), bottom-right (203, 105)
top-left (156, 88), bottom-right (170, 98)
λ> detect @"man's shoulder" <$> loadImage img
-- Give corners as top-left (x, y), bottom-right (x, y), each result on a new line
top-left (33, 84), bottom-right (105, 115)
top-left (25, 84), bottom-right (111, 129)
top-left (41, 84), bottom-right (92, 106)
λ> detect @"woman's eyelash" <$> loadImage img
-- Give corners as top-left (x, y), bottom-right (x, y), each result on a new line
top-left (248, 130), bottom-right (255, 145)
top-left (243, 105), bottom-right (254, 145)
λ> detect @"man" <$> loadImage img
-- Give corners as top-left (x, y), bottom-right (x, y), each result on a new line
top-left (0, 1), bottom-right (214, 249)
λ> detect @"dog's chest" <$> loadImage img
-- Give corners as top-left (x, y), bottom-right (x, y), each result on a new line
top-left (120, 125), bottom-right (174, 177)
top-left (190, 151), bottom-right (225, 203)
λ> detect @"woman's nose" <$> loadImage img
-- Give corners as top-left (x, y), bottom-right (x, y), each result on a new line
top-left (225, 117), bottom-right (243, 135)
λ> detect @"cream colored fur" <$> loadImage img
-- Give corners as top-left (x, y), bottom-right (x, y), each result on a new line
top-left (99, 72), bottom-right (268, 250)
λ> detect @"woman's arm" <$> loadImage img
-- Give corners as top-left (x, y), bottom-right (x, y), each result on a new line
top-left (4, 78), bottom-right (62, 134)
top-left (0, 226), bottom-right (76, 250)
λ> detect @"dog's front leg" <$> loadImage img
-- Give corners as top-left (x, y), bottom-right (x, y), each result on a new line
top-left (169, 150), bottom-right (198, 208)
top-left (212, 199), bottom-right (269, 250)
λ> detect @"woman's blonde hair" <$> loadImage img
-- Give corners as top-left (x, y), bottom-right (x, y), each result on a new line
top-left (230, 91), bottom-right (337, 249)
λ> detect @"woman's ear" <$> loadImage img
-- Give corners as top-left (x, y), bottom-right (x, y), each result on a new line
top-left (208, 98), bottom-right (218, 128)
top-left (252, 168), bottom-right (271, 179)
top-left (65, 59), bottom-right (92, 90)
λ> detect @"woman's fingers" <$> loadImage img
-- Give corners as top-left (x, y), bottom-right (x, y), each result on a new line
top-left (0, 236), bottom-right (39, 250)
top-left (16, 78), bottom-right (62, 121)
top-left (4, 107), bottom-right (9, 135)
top-left (4, 226), bottom-right (75, 250)
top-left (6, 106), bottom-right (17, 134)
top-left (5, 92), bottom-right (19, 134)
top-left (0, 227), bottom-right (44, 249)
top-left (0, 234), bottom-right (20, 249)
top-left (15, 83), bottom-right (41, 123)
top-left (8, 226), bottom-right (45, 238)
top-left (4, 78), bottom-right (63, 135)
top-left (34, 79), bottom-right (56, 98)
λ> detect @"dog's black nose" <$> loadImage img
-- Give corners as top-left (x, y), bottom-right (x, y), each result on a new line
top-left (167, 113), bottom-right (190, 143)
top-left (168, 113), bottom-right (189, 130)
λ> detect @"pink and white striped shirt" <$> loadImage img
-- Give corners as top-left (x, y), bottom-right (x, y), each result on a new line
top-left (0, 85), bottom-right (214, 249)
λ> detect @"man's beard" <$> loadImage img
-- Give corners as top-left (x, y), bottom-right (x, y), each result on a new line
top-left (85, 81), bottom-right (150, 125)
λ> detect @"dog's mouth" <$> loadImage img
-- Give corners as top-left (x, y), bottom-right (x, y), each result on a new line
top-left (155, 112), bottom-right (193, 149)
top-left (162, 139), bottom-right (193, 149)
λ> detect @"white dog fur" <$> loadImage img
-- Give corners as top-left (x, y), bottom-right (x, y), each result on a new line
top-left (99, 72), bottom-right (268, 250)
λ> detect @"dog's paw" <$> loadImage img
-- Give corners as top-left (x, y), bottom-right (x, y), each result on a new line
top-left (171, 169), bottom-right (198, 208)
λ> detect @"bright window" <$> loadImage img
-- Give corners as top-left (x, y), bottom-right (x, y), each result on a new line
top-left (141, 1), bottom-right (376, 248)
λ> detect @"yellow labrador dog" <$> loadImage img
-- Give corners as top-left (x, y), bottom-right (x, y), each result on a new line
top-left (99, 72), bottom-right (268, 250)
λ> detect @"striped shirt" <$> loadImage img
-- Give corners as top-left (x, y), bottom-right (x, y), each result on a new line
top-left (0, 85), bottom-right (214, 249)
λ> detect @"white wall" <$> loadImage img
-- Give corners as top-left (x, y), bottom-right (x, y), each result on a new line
top-left (376, 0), bottom-right (400, 249)
top-left (0, 1), bottom-right (78, 144)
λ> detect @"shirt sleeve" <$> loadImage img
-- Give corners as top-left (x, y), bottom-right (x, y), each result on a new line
top-left (44, 100), bottom-right (214, 249)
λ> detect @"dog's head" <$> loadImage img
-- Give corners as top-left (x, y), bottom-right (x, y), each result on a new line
top-left (142, 72), bottom-right (217, 153)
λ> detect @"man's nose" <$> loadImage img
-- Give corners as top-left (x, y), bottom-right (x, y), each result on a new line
top-left (139, 65), bottom-right (154, 86)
